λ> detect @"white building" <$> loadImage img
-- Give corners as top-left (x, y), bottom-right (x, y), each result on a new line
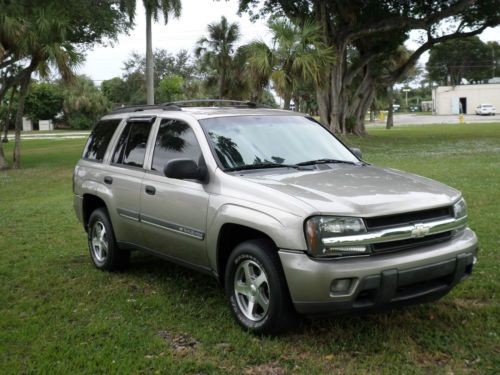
top-left (432, 83), bottom-right (500, 115)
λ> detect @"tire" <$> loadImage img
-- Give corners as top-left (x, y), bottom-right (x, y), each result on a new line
top-left (224, 239), bottom-right (299, 335)
top-left (87, 208), bottom-right (129, 271)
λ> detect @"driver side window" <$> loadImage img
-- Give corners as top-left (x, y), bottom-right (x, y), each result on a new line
top-left (151, 119), bottom-right (203, 173)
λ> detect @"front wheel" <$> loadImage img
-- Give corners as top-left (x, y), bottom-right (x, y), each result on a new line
top-left (225, 239), bottom-right (299, 335)
top-left (88, 208), bottom-right (129, 271)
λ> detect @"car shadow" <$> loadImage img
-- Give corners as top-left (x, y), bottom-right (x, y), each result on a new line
top-left (123, 251), bottom-right (465, 342)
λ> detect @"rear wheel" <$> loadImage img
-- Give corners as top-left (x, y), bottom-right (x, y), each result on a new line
top-left (88, 208), bottom-right (129, 270)
top-left (225, 239), bottom-right (299, 335)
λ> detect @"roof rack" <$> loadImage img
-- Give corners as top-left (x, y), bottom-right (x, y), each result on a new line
top-left (111, 100), bottom-right (268, 114)
top-left (162, 99), bottom-right (264, 108)
top-left (110, 104), bottom-right (181, 114)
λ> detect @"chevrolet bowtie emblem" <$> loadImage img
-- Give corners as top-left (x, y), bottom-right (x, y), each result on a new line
top-left (411, 223), bottom-right (430, 238)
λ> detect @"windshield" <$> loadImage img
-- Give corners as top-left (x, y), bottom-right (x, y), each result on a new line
top-left (200, 115), bottom-right (359, 170)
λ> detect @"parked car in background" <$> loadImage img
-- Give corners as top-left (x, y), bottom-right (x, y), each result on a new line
top-left (475, 104), bottom-right (496, 115)
top-left (73, 100), bottom-right (478, 334)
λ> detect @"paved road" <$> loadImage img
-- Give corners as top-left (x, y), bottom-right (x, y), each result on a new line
top-left (6, 131), bottom-right (90, 140)
top-left (373, 113), bottom-right (500, 126)
top-left (5, 113), bottom-right (500, 139)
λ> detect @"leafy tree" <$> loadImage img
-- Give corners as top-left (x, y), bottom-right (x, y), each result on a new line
top-left (427, 37), bottom-right (492, 85)
top-left (237, 0), bottom-right (499, 134)
top-left (101, 77), bottom-right (130, 106)
top-left (157, 75), bottom-right (184, 102)
top-left (62, 76), bottom-right (111, 129)
top-left (24, 82), bottom-right (64, 122)
top-left (121, 49), bottom-right (196, 104)
top-left (195, 16), bottom-right (241, 99)
top-left (119, 0), bottom-right (182, 104)
top-left (486, 41), bottom-right (500, 79)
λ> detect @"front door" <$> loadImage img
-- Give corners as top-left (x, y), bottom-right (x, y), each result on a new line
top-left (140, 118), bottom-right (210, 267)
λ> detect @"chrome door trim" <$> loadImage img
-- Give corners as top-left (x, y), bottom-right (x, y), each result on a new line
top-left (140, 214), bottom-right (205, 240)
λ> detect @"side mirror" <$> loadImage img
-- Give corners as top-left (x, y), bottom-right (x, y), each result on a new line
top-left (350, 147), bottom-right (362, 159)
top-left (164, 158), bottom-right (208, 182)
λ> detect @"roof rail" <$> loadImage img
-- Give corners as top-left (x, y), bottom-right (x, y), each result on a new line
top-left (110, 104), bottom-right (181, 114)
top-left (162, 99), bottom-right (263, 108)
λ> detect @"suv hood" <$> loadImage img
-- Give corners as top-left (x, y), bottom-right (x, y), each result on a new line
top-left (240, 165), bottom-right (460, 217)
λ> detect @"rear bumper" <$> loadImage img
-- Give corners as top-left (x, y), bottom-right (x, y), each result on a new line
top-left (279, 228), bottom-right (477, 315)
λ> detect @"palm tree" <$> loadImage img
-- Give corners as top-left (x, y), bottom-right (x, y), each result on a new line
top-left (195, 16), bottom-right (241, 99)
top-left (143, 0), bottom-right (181, 104)
top-left (119, 1), bottom-right (182, 105)
top-left (243, 19), bottom-right (333, 109)
top-left (0, 7), bottom-right (80, 169)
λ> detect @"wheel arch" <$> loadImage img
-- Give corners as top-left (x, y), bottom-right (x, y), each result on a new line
top-left (215, 223), bottom-right (278, 286)
top-left (82, 194), bottom-right (108, 232)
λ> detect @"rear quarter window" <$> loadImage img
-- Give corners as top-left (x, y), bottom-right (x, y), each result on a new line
top-left (82, 119), bottom-right (122, 162)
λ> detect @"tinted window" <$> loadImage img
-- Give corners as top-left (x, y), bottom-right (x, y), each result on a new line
top-left (82, 119), bottom-right (121, 161)
top-left (151, 119), bottom-right (202, 173)
top-left (112, 120), bottom-right (153, 168)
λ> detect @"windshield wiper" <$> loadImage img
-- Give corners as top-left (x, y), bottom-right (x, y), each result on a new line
top-left (225, 163), bottom-right (304, 172)
top-left (296, 158), bottom-right (358, 166)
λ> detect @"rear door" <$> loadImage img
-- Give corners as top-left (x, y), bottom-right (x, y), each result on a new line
top-left (104, 117), bottom-right (155, 247)
top-left (139, 118), bottom-right (210, 267)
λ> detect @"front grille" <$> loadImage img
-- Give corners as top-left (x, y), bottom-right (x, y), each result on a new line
top-left (364, 206), bottom-right (453, 229)
top-left (372, 231), bottom-right (453, 254)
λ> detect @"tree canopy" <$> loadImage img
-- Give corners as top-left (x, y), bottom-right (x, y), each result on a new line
top-left (427, 38), bottom-right (499, 85)
top-left (0, 0), bottom-right (134, 168)
top-left (237, 0), bottom-right (500, 134)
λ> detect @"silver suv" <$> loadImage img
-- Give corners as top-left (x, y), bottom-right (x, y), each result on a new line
top-left (73, 100), bottom-right (478, 334)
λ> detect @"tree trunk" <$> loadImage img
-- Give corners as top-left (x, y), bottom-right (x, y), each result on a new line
top-left (2, 86), bottom-right (16, 143)
top-left (0, 140), bottom-right (7, 170)
top-left (12, 75), bottom-right (30, 169)
top-left (145, 7), bottom-right (155, 105)
top-left (316, 87), bottom-right (331, 128)
top-left (353, 84), bottom-right (375, 135)
top-left (386, 85), bottom-right (394, 129)
top-left (292, 95), bottom-right (300, 111)
top-left (283, 94), bottom-right (291, 110)
top-left (219, 67), bottom-right (226, 99)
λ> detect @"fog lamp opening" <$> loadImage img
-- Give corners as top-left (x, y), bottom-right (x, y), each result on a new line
top-left (331, 278), bottom-right (354, 293)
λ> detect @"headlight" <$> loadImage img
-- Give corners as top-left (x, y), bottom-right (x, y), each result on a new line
top-left (453, 198), bottom-right (467, 219)
top-left (305, 216), bottom-right (369, 257)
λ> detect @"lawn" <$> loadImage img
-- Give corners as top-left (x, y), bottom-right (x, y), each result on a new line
top-left (1, 124), bottom-right (499, 374)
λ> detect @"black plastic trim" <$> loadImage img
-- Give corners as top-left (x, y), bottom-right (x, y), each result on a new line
top-left (294, 252), bottom-right (475, 316)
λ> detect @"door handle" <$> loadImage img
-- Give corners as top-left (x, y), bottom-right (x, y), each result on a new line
top-left (104, 176), bottom-right (113, 185)
top-left (145, 185), bottom-right (156, 195)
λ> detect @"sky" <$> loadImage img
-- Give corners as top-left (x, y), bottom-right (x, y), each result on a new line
top-left (79, 0), bottom-right (270, 82)
top-left (78, 0), bottom-right (500, 84)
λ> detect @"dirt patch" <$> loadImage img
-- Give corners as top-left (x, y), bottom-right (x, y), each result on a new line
top-left (157, 330), bottom-right (199, 355)
top-left (243, 361), bottom-right (286, 375)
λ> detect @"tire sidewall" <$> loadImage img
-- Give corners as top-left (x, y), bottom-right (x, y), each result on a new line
top-left (87, 208), bottom-right (115, 269)
top-left (225, 242), bottom-right (286, 334)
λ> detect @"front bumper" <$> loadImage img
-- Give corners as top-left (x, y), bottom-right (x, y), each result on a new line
top-left (279, 228), bottom-right (477, 315)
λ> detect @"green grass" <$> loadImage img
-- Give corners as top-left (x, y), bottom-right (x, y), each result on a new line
top-left (1, 124), bottom-right (499, 374)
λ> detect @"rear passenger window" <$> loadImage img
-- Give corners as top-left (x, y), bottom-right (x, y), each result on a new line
top-left (112, 120), bottom-right (153, 168)
top-left (82, 119), bottom-right (121, 162)
top-left (151, 119), bottom-right (202, 173)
